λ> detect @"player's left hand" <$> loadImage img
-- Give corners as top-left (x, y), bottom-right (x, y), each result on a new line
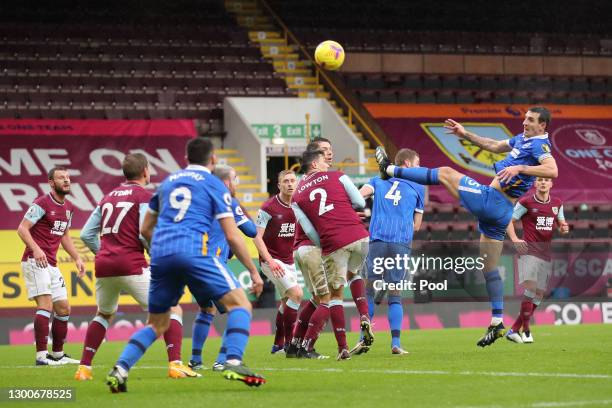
top-left (497, 165), bottom-right (523, 183)
top-left (249, 273), bottom-right (264, 297)
top-left (75, 258), bottom-right (86, 277)
top-left (559, 221), bottom-right (570, 235)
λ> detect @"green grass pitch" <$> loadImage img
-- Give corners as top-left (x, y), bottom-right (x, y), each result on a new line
top-left (0, 325), bottom-right (610, 408)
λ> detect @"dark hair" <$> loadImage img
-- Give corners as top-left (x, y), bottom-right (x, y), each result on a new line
top-left (186, 137), bottom-right (214, 165)
top-left (394, 148), bottom-right (419, 166)
top-left (528, 106), bottom-right (551, 131)
top-left (300, 149), bottom-right (324, 173)
top-left (122, 153), bottom-right (148, 180)
top-left (306, 137), bottom-right (331, 152)
top-left (48, 166), bottom-right (68, 180)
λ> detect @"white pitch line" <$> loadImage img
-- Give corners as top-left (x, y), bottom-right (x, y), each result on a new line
top-left (458, 399), bottom-right (612, 408)
top-left (4, 365), bottom-right (611, 380)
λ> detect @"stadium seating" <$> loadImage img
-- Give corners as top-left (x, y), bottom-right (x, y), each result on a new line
top-left (268, 0), bottom-right (611, 55)
top-left (0, 3), bottom-right (294, 122)
top-left (343, 73), bottom-right (612, 105)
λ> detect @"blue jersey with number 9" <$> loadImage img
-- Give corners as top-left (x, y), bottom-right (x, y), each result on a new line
top-left (148, 164), bottom-right (233, 258)
top-left (366, 176), bottom-right (425, 244)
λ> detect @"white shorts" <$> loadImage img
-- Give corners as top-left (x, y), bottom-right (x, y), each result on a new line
top-left (294, 246), bottom-right (329, 296)
top-left (95, 268), bottom-right (151, 315)
top-left (322, 237), bottom-right (369, 290)
top-left (518, 255), bottom-right (552, 290)
top-left (21, 259), bottom-right (68, 302)
top-left (260, 259), bottom-right (299, 297)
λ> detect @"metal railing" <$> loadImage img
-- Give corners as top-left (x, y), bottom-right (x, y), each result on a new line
top-left (258, 0), bottom-right (384, 149)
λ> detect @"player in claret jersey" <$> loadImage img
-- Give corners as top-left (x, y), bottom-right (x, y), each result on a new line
top-left (105, 138), bottom-right (265, 393)
top-left (17, 166), bottom-right (85, 366)
top-left (254, 170), bottom-right (303, 354)
top-left (76, 154), bottom-right (198, 380)
top-left (505, 177), bottom-right (568, 344)
top-left (291, 149), bottom-right (371, 360)
top-left (375, 106), bottom-right (559, 347)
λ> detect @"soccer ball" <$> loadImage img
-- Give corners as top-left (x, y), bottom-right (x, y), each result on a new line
top-left (314, 40), bottom-right (345, 71)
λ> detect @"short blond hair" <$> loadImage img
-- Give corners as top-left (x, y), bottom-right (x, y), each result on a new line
top-left (277, 169), bottom-right (296, 181)
top-left (394, 148), bottom-right (419, 166)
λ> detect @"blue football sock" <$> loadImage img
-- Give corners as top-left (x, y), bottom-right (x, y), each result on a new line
top-left (388, 296), bottom-right (403, 348)
top-left (367, 295), bottom-right (375, 320)
top-left (393, 166), bottom-right (439, 185)
top-left (223, 308), bottom-right (251, 362)
top-left (215, 329), bottom-right (227, 364)
top-left (116, 326), bottom-right (157, 372)
top-left (190, 311), bottom-right (214, 363)
top-left (484, 269), bottom-right (504, 319)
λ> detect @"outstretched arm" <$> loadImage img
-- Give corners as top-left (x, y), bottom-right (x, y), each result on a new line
top-left (497, 157), bottom-right (558, 183)
top-left (445, 119), bottom-right (512, 154)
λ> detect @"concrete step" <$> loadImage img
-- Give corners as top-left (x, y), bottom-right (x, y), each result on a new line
top-left (274, 60), bottom-right (311, 70)
top-left (288, 83), bottom-right (323, 91)
top-left (248, 31), bottom-right (282, 40)
top-left (235, 191), bottom-right (269, 202)
top-left (298, 91), bottom-right (330, 99)
top-left (276, 68), bottom-right (311, 75)
top-left (236, 15), bottom-right (271, 25)
top-left (218, 157), bottom-right (245, 166)
top-left (283, 76), bottom-right (318, 85)
top-left (236, 183), bottom-right (263, 191)
top-left (263, 52), bottom-right (299, 60)
top-left (216, 149), bottom-right (239, 155)
top-left (242, 200), bottom-right (266, 210)
top-left (238, 174), bottom-right (257, 182)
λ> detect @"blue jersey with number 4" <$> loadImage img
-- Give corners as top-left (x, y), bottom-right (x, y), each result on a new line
top-left (148, 164), bottom-right (233, 258)
top-left (366, 176), bottom-right (424, 244)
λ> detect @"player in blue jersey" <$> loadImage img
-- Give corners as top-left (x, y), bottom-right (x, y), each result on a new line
top-left (188, 164), bottom-right (257, 372)
top-left (351, 148), bottom-right (424, 356)
top-left (106, 138), bottom-right (265, 392)
top-left (375, 107), bottom-right (558, 347)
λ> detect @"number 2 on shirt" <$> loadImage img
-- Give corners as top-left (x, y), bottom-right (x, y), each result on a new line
top-left (309, 188), bottom-right (334, 216)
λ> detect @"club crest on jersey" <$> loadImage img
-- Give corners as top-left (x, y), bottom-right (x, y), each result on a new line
top-left (420, 123), bottom-right (513, 177)
top-left (66, 210), bottom-right (72, 218)
top-left (552, 207), bottom-right (558, 215)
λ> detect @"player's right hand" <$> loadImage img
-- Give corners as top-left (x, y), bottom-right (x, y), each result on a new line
top-left (444, 119), bottom-right (467, 138)
top-left (33, 248), bottom-right (48, 268)
top-left (249, 273), bottom-right (264, 297)
top-left (269, 260), bottom-right (285, 278)
top-left (513, 239), bottom-right (529, 255)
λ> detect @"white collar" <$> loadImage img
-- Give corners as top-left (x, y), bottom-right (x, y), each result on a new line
top-left (533, 194), bottom-right (551, 204)
top-left (186, 164), bottom-right (211, 174)
top-left (523, 133), bottom-right (549, 140)
top-left (275, 194), bottom-right (291, 208)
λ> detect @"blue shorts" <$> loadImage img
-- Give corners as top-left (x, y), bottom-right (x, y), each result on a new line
top-left (366, 241), bottom-right (411, 283)
top-left (458, 176), bottom-right (514, 241)
top-left (148, 253), bottom-right (239, 314)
